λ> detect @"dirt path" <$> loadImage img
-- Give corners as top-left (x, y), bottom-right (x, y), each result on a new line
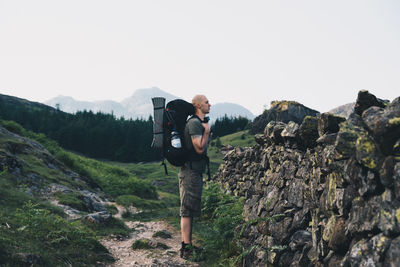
top-left (101, 203), bottom-right (200, 267)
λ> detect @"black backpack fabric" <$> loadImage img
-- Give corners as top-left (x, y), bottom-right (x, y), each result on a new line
top-left (162, 99), bottom-right (195, 167)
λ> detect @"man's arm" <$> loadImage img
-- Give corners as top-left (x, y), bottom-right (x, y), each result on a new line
top-left (191, 122), bottom-right (210, 154)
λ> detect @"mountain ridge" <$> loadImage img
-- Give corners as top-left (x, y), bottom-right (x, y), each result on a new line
top-left (45, 87), bottom-right (255, 120)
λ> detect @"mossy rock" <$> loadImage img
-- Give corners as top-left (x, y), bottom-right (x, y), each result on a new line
top-left (356, 134), bottom-right (380, 170)
top-left (132, 238), bottom-right (155, 250)
top-left (299, 116), bottom-right (319, 148)
top-left (335, 121), bottom-right (366, 158)
top-left (394, 140), bottom-right (400, 156)
top-left (152, 230), bottom-right (172, 239)
top-left (270, 100), bottom-right (301, 111)
top-left (389, 117), bottom-right (400, 126)
top-left (131, 238), bottom-right (170, 250)
top-left (156, 242), bottom-right (170, 250)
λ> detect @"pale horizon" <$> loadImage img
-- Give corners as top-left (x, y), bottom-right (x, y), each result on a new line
top-left (1, 0), bottom-right (399, 115)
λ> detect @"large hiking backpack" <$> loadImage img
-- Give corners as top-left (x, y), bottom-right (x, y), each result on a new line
top-left (162, 99), bottom-right (195, 167)
top-left (151, 97), bottom-right (211, 178)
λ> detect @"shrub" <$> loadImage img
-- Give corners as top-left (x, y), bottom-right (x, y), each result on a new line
top-left (0, 120), bottom-right (24, 135)
top-left (198, 182), bottom-right (244, 265)
top-left (105, 204), bottom-right (119, 215)
top-left (9, 201), bottom-right (113, 265)
top-left (55, 191), bottom-right (88, 212)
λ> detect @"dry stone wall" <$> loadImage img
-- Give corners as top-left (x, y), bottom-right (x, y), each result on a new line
top-left (214, 90), bottom-right (400, 266)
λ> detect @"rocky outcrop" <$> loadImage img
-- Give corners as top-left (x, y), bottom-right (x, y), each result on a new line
top-left (251, 101), bottom-right (319, 134)
top-left (214, 90), bottom-right (400, 266)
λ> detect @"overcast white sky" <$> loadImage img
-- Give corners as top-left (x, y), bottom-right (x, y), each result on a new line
top-left (0, 0), bottom-right (399, 115)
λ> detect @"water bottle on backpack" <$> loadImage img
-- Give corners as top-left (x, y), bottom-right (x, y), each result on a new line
top-left (171, 128), bottom-right (182, 148)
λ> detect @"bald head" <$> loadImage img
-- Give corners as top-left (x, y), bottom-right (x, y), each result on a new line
top-left (192, 95), bottom-right (206, 106)
top-left (192, 94), bottom-right (210, 116)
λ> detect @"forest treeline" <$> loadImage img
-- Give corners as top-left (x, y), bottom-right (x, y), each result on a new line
top-left (0, 95), bottom-right (160, 162)
top-left (211, 115), bottom-right (251, 137)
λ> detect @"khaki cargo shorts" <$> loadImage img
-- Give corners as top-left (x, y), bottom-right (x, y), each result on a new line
top-left (178, 166), bottom-right (203, 217)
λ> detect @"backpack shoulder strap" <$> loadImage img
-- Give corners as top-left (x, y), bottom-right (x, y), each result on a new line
top-left (188, 114), bottom-right (205, 123)
top-left (186, 115), bottom-right (211, 180)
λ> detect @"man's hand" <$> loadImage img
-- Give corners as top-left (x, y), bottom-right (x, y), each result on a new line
top-left (202, 122), bottom-right (210, 135)
top-left (192, 122), bottom-right (211, 155)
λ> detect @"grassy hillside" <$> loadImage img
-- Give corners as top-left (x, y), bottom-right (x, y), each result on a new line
top-left (0, 117), bottom-right (254, 266)
top-left (0, 119), bottom-right (172, 265)
top-left (0, 121), bottom-right (116, 265)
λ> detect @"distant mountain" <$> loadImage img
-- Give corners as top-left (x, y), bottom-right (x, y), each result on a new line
top-left (210, 102), bottom-right (255, 120)
top-left (328, 102), bottom-right (355, 118)
top-left (120, 87), bottom-right (178, 119)
top-left (45, 96), bottom-right (127, 118)
top-left (45, 87), bottom-right (254, 120)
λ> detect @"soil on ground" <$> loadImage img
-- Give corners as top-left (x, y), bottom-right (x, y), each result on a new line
top-left (101, 203), bottom-right (200, 267)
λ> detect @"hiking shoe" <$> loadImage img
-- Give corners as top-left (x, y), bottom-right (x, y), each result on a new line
top-left (179, 244), bottom-right (204, 262)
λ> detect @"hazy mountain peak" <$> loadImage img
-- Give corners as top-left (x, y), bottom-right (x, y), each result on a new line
top-left (45, 87), bottom-right (254, 120)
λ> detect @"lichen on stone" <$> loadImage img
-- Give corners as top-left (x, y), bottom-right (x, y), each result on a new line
top-left (327, 173), bottom-right (338, 210)
top-left (322, 216), bottom-right (336, 242)
top-left (356, 133), bottom-right (378, 169)
top-left (388, 117), bottom-right (400, 126)
top-left (270, 100), bottom-right (300, 111)
top-left (396, 208), bottom-right (400, 224)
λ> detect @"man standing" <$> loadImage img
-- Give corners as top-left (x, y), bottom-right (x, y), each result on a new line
top-left (179, 95), bottom-right (211, 260)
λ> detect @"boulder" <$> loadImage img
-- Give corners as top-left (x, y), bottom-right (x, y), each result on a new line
top-left (252, 101), bottom-right (319, 134)
top-left (298, 116), bottom-right (319, 149)
top-left (317, 113), bottom-right (346, 137)
top-left (354, 89), bottom-right (387, 116)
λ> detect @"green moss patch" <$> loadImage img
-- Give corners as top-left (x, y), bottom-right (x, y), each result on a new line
top-left (55, 191), bottom-right (88, 212)
top-left (132, 238), bottom-right (155, 250)
top-left (131, 239), bottom-right (170, 250)
top-left (356, 134), bottom-right (379, 169)
top-left (152, 230), bottom-right (172, 239)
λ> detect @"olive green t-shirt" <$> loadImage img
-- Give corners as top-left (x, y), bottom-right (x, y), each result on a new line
top-left (184, 117), bottom-right (208, 173)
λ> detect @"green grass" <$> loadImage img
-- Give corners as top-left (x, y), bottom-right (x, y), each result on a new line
top-left (83, 216), bottom-right (131, 237)
top-left (111, 161), bottom-right (181, 194)
top-left (0, 118), bottom-right (254, 266)
top-left (1, 118), bottom-right (158, 201)
top-left (0, 179), bottom-right (114, 266)
top-left (55, 191), bottom-right (89, 212)
top-left (54, 150), bottom-right (158, 200)
top-left (195, 182), bottom-right (245, 266)
top-left (208, 130), bottom-right (255, 164)
top-left (0, 119), bottom-right (149, 265)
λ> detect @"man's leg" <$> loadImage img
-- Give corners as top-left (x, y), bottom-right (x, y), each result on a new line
top-left (181, 216), bottom-right (193, 244)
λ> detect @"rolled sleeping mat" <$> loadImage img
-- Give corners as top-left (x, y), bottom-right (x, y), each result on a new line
top-left (151, 97), bottom-right (165, 148)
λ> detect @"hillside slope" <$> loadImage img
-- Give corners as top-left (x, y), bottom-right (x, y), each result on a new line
top-left (0, 119), bottom-right (170, 265)
top-left (0, 124), bottom-right (118, 265)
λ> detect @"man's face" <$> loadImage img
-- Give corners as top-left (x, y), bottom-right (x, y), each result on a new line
top-left (199, 96), bottom-right (211, 114)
